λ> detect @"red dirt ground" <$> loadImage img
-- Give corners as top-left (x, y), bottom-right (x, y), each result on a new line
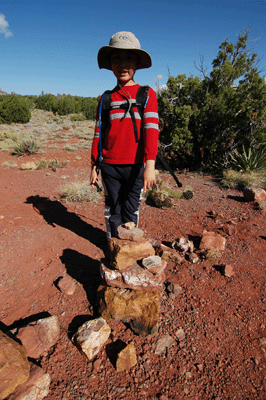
top-left (0, 132), bottom-right (266, 399)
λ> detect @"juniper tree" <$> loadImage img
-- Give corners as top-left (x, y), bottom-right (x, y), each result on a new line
top-left (158, 27), bottom-right (266, 170)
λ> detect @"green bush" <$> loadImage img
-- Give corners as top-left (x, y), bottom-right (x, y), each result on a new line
top-left (35, 92), bottom-right (98, 119)
top-left (0, 95), bottom-right (31, 124)
top-left (158, 27), bottom-right (266, 171)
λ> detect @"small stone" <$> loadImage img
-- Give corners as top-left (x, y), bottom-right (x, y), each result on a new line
top-left (92, 359), bottom-right (101, 373)
top-left (222, 264), bottom-right (235, 277)
top-left (57, 275), bottom-right (77, 295)
top-left (172, 236), bottom-right (192, 253)
top-left (142, 256), bottom-right (167, 275)
top-left (116, 342), bottom-right (137, 372)
top-left (7, 363), bottom-right (51, 400)
top-left (155, 335), bottom-right (176, 355)
top-left (175, 328), bottom-right (186, 341)
top-left (166, 280), bottom-right (182, 295)
top-left (196, 363), bottom-right (203, 372)
top-left (16, 315), bottom-right (60, 359)
top-left (259, 337), bottom-right (266, 346)
top-left (156, 244), bottom-right (183, 264)
top-left (123, 222), bottom-right (135, 230)
top-left (72, 317), bottom-right (111, 361)
top-left (20, 162), bottom-right (37, 170)
top-left (117, 226), bottom-right (144, 241)
top-left (187, 253), bottom-right (199, 264)
top-left (199, 230), bottom-right (226, 251)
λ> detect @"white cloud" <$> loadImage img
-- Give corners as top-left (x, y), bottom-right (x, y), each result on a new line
top-left (0, 14), bottom-right (12, 38)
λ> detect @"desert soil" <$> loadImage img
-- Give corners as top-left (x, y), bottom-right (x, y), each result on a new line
top-left (0, 111), bottom-right (266, 400)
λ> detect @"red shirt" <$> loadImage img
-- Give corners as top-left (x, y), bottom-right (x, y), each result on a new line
top-left (91, 84), bottom-right (159, 165)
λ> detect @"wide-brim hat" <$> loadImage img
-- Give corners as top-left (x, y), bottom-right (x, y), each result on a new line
top-left (97, 31), bottom-right (152, 70)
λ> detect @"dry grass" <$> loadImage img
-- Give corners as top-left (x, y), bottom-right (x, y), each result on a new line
top-left (222, 169), bottom-right (266, 190)
top-left (60, 181), bottom-right (102, 203)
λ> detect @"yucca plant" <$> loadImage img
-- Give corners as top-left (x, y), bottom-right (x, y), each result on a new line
top-left (229, 144), bottom-right (266, 172)
top-left (12, 138), bottom-right (41, 156)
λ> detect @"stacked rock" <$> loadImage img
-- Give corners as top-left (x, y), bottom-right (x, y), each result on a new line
top-left (97, 222), bottom-right (167, 337)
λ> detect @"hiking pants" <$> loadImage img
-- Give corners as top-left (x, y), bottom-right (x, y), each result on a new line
top-left (100, 163), bottom-right (144, 239)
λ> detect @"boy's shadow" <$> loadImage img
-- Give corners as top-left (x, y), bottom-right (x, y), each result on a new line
top-left (25, 195), bottom-right (107, 252)
top-left (60, 249), bottom-right (102, 311)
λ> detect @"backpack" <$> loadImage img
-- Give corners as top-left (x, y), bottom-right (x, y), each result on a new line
top-left (98, 85), bottom-right (150, 162)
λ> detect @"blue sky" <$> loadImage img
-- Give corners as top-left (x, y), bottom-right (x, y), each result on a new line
top-left (1, 0), bottom-right (266, 98)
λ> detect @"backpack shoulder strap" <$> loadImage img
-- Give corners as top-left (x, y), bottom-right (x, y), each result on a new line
top-left (136, 85), bottom-right (150, 118)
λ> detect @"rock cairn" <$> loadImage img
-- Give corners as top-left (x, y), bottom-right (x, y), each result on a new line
top-left (97, 222), bottom-right (167, 337)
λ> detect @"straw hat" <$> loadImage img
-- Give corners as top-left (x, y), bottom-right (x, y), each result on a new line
top-left (97, 31), bottom-right (152, 70)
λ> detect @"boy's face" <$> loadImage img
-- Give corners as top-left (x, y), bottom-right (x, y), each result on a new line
top-left (110, 50), bottom-right (139, 85)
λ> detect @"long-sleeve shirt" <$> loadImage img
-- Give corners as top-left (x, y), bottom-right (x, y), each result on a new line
top-left (91, 84), bottom-right (159, 166)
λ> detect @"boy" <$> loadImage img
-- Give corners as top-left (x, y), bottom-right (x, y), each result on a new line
top-left (90, 31), bottom-right (159, 239)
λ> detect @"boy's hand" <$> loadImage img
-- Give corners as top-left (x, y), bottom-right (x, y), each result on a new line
top-left (90, 165), bottom-right (99, 189)
top-left (143, 160), bottom-right (156, 192)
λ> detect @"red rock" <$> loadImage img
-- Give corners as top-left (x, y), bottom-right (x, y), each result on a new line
top-left (72, 317), bottom-right (111, 361)
top-left (199, 230), bottom-right (226, 251)
top-left (0, 330), bottom-right (30, 400)
top-left (100, 262), bottom-right (165, 292)
top-left (7, 362), bottom-right (51, 400)
top-left (243, 187), bottom-right (266, 202)
top-left (116, 342), bottom-right (137, 372)
top-left (16, 315), bottom-right (60, 359)
top-left (109, 237), bottom-right (155, 270)
top-left (57, 274), bottom-right (77, 295)
top-left (97, 285), bottom-right (161, 337)
top-left (155, 334), bottom-right (176, 355)
top-left (142, 256), bottom-right (167, 274)
top-left (166, 279), bottom-right (182, 295)
top-left (222, 264), bottom-right (235, 277)
top-left (172, 236), bottom-right (193, 253)
top-left (123, 221), bottom-right (135, 230)
top-left (156, 244), bottom-right (183, 264)
top-left (117, 225), bottom-right (144, 241)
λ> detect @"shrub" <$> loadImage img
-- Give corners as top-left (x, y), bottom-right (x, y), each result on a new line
top-left (0, 95), bottom-right (31, 124)
top-left (12, 138), bottom-right (41, 156)
top-left (228, 144), bottom-right (266, 172)
top-left (35, 159), bottom-right (68, 171)
top-left (70, 114), bottom-right (87, 121)
top-left (222, 169), bottom-right (266, 190)
top-left (60, 181), bottom-right (102, 202)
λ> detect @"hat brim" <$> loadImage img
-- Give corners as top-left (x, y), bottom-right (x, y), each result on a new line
top-left (97, 46), bottom-right (152, 70)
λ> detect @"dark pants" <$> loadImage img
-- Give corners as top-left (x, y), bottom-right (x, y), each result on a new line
top-left (100, 163), bottom-right (144, 238)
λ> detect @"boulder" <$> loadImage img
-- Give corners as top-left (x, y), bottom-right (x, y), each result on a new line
top-left (16, 315), bottom-right (60, 359)
top-left (98, 285), bottom-right (161, 337)
top-left (72, 317), bottom-right (111, 361)
top-left (243, 187), bottom-right (266, 202)
top-left (199, 230), bottom-right (226, 251)
top-left (109, 237), bottom-right (155, 270)
top-left (0, 330), bottom-right (30, 400)
top-left (7, 363), bottom-right (51, 400)
top-left (100, 262), bottom-right (165, 292)
top-left (116, 342), bottom-right (137, 372)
